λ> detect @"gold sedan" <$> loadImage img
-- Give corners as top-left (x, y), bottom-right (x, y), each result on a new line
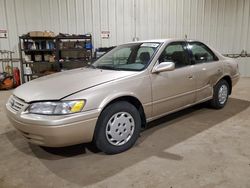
top-left (6, 39), bottom-right (240, 154)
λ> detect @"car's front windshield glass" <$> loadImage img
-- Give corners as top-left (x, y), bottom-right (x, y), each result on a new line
top-left (92, 42), bottom-right (161, 71)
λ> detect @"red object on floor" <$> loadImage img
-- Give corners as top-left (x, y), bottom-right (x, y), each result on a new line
top-left (13, 67), bottom-right (20, 86)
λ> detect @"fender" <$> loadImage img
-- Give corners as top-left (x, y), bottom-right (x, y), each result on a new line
top-left (99, 92), bottom-right (141, 110)
top-left (214, 74), bottom-right (232, 86)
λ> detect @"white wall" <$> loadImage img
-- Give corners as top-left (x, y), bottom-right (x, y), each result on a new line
top-left (0, 0), bottom-right (135, 52)
top-left (237, 57), bottom-right (250, 77)
top-left (0, 0), bottom-right (250, 74)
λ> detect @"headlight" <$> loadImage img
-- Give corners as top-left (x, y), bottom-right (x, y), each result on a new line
top-left (27, 100), bottom-right (85, 115)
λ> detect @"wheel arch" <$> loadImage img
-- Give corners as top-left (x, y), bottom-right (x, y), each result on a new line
top-left (99, 95), bottom-right (147, 128)
top-left (217, 75), bottom-right (232, 95)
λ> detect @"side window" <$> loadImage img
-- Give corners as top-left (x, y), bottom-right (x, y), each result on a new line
top-left (159, 42), bottom-right (190, 68)
top-left (188, 42), bottom-right (218, 64)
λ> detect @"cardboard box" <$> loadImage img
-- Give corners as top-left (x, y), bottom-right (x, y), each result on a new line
top-left (34, 55), bottom-right (42, 62)
top-left (28, 31), bottom-right (55, 37)
top-left (43, 31), bottom-right (55, 37)
top-left (29, 31), bottom-right (44, 37)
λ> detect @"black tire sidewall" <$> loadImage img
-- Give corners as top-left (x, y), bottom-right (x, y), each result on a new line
top-left (94, 101), bottom-right (141, 154)
top-left (212, 79), bottom-right (229, 109)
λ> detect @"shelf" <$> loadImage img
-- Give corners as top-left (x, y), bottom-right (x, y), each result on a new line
top-left (22, 49), bottom-right (56, 52)
top-left (22, 61), bottom-right (56, 64)
top-left (20, 36), bottom-right (56, 40)
top-left (60, 60), bottom-right (89, 63)
top-left (20, 33), bottom-right (92, 83)
top-left (59, 48), bottom-right (91, 51)
top-left (21, 39), bottom-right (55, 42)
top-left (57, 35), bottom-right (91, 40)
top-left (0, 58), bottom-right (20, 62)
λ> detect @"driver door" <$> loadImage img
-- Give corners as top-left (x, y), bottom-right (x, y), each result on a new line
top-left (150, 42), bottom-right (196, 117)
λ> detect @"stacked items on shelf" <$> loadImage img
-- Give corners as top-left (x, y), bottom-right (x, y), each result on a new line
top-left (56, 33), bottom-right (92, 70)
top-left (19, 31), bottom-right (57, 82)
top-left (19, 31), bottom-right (93, 83)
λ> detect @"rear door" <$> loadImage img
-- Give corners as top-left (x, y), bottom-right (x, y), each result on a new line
top-left (187, 42), bottom-right (223, 102)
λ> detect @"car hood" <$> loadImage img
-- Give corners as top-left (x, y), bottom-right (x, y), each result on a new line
top-left (14, 68), bottom-right (137, 102)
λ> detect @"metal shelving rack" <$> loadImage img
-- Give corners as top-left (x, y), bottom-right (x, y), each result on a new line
top-left (19, 34), bottom-right (92, 83)
top-left (19, 35), bottom-right (57, 83)
top-left (0, 50), bottom-right (20, 89)
top-left (56, 35), bottom-right (92, 70)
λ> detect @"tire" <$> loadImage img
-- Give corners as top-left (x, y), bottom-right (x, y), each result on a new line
top-left (210, 79), bottom-right (229, 109)
top-left (94, 101), bottom-right (141, 154)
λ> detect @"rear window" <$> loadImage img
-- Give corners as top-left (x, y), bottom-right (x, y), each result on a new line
top-left (188, 42), bottom-right (218, 63)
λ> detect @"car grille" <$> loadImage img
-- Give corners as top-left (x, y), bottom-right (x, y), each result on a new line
top-left (8, 95), bottom-right (28, 113)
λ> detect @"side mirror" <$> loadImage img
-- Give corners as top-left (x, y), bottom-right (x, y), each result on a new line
top-left (152, 61), bottom-right (175, 73)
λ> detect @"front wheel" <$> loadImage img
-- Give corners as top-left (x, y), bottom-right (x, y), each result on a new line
top-left (94, 101), bottom-right (141, 154)
top-left (210, 79), bottom-right (229, 109)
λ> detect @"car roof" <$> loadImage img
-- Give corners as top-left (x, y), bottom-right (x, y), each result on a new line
top-left (127, 38), bottom-right (200, 44)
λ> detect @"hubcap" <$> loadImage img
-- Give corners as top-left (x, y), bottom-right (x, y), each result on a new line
top-left (218, 84), bottom-right (228, 105)
top-left (105, 112), bottom-right (135, 146)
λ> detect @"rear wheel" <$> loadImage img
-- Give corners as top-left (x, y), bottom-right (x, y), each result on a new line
top-left (94, 101), bottom-right (141, 154)
top-left (210, 79), bottom-right (229, 109)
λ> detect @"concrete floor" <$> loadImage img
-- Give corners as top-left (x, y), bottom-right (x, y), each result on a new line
top-left (0, 78), bottom-right (250, 188)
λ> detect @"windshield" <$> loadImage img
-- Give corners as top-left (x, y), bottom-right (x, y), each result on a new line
top-left (92, 42), bottom-right (161, 71)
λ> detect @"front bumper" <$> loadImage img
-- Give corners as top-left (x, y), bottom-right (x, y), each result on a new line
top-left (6, 99), bottom-right (99, 147)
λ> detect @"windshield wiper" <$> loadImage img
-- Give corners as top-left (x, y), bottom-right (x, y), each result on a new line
top-left (95, 65), bottom-right (118, 70)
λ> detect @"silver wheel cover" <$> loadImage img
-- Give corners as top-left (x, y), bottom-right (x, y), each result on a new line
top-left (105, 112), bottom-right (135, 146)
top-left (218, 84), bottom-right (228, 105)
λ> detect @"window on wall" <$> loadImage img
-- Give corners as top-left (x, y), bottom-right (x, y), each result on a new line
top-left (159, 42), bottom-right (191, 68)
top-left (188, 42), bottom-right (218, 64)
